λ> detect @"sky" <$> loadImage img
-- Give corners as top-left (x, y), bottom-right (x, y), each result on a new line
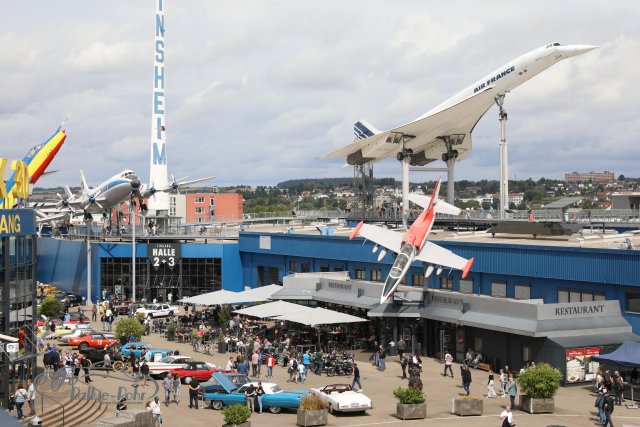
top-left (1, 1), bottom-right (639, 188)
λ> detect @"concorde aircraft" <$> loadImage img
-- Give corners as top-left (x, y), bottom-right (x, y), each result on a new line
top-left (1, 121), bottom-right (67, 209)
top-left (43, 169), bottom-right (214, 219)
top-left (349, 178), bottom-right (473, 304)
top-left (320, 43), bottom-right (597, 167)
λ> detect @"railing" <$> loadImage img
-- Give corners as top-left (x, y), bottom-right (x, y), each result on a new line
top-left (41, 392), bottom-right (65, 426)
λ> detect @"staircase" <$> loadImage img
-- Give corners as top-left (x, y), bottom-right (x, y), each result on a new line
top-left (22, 377), bottom-right (113, 427)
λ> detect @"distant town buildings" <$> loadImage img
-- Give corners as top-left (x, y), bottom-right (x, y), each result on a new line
top-left (565, 171), bottom-right (614, 184)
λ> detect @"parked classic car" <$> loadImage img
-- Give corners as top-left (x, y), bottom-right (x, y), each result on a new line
top-left (120, 342), bottom-right (172, 360)
top-left (199, 373), bottom-right (250, 399)
top-left (172, 361), bottom-right (233, 384)
top-left (309, 384), bottom-right (372, 413)
top-left (59, 329), bottom-right (113, 344)
top-left (135, 303), bottom-right (180, 318)
top-left (146, 355), bottom-right (193, 378)
top-left (68, 333), bottom-right (118, 350)
top-left (203, 373), bottom-right (308, 413)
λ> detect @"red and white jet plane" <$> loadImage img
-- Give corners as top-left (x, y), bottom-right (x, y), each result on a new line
top-left (350, 178), bottom-right (473, 303)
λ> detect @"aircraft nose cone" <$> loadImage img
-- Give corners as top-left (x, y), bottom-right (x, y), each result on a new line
top-left (559, 45), bottom-right (598, 58)
top-left (130, 178), bottom-right (141, 189)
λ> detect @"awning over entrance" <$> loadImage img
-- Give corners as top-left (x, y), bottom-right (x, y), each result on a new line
top-left (313, 290), bottom-right (378, 309)
top-left (548, 333), bottom-right (640, 349)
top-left (272, 307), bottom-right (368, 326)
top-left (179, 285), bottom-right (283, 306)
top-left (232, 300), bottom-right (307, 318)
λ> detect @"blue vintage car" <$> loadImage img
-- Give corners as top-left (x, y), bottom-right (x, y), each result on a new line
top-left (203, 372), bottom-right (308, 414)
top-left (121, 342), bottom-right (172, 360)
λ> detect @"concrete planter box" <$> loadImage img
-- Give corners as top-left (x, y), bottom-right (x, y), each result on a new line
top-left (296, 409), bottom-right (328, 426)
top-left (396, 402), bottom-right (426, 420)
top-left (222, 422), bottom-right (250, 427)
top-left (452, 398), bottom-right (483, 416)
top-left (519, 395), bottom-right (555, 414)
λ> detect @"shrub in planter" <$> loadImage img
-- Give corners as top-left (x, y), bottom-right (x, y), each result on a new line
top-left (516, 363), bottom-right (562, 413)
top-left (115, 316), bottom-right (145, 343)
top-left (222, 404), bottom-right (251, 427)
top-left (297, 395), bottom-right (328, 426)
top-left (166, 321), bottom-right (177, 341)
top-left (393, 387), bottom-right (426, 420)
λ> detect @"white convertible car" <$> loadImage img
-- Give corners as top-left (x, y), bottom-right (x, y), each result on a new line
top-left (309, 384), bottom-right (372, 413)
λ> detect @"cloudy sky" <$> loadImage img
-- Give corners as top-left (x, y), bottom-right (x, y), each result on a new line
top-left (1, 1), bottom-right (639, 188)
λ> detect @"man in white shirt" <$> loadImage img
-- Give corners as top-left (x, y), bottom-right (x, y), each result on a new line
top-left (500, 405), bottom-right (514, 426)
top-left (150, 396), bottom-right (162, 424)
top-left (226, 357), bottom-right (235, 371)
top-left (444, 351), bottom-right (454, 378)
top-left (27, 379), bottom-right (36, 416)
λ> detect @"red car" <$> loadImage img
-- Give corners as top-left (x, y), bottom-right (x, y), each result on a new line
top-left (172, 361), bottom-right (235, 384)
top-left (68, 333), bottom-right (117, 350)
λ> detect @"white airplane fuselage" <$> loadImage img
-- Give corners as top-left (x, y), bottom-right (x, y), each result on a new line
top-left (81, 170), bottom-right (141, 213)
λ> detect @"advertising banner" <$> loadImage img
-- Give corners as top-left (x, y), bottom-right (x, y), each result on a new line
top-left (566, 347), bottom-right (602, 383)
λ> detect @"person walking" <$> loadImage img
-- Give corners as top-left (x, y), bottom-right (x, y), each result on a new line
top-left (150, 396), bottom-right (163, 425)
top-left (91, 304), bottom-right (97, 322)
top-left (443, 351), bottom-right (454, 377)
top-left (486, 370), bottom-right (497, 398)
top-left (141, 360), bottom-right (150, 387)
top-left (612, 371), bottom-right (624, 406)
top-left (351, 363), bottom-right (362, 392)
top-left (266, 353), bottom-right (275, 378)
top-left (603, 391), bottom-right (616, 427)
top-left (81, 355), bottom-right (92, 383)
top-left (172, 374), bottom-right (181, 404)
top-left (12, 383), bottom-right (28, 420)
top-left (27, 379), bottom-right (36, 417)
top-left (163, 373), bottom-right (173, 405)
top-left (507, 374), bottom-right (517, 409)
top-left (131, 357), bottom-right (140, 387)
top-left (596, 387), bottom-right (607, 425)
top-left (500, 405), bottom-right (515, 427)
top-left (188, 379), bottom-right (200, 409)
top-left (298, 357), bottom-right (306, 383)
top-left (251, 350), bottom-right (260, 378)
top-left (378, 345), bottom-right (387, 372)
top-left (104, 351), bottom-right (112, 375)
top-left (255, 382), bottom-right (265, 414)
top-left (462, 365), bottom-right (472, 396)
top-left (499, 369), bottom-right (507, 397)
top-left (401, 354), bottom-right (408, 379)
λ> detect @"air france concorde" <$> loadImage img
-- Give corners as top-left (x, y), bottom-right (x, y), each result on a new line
top-left (321, 43), bottom-right (597, 166)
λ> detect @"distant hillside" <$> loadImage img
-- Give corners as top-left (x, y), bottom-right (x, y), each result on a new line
top-left (277, 177), bottom-right (398, 191)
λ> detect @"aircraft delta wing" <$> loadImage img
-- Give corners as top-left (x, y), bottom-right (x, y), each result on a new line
top-left (320, 43), bottom-right (597, 167)
top-left (407, 193), bottom-right (461, 216)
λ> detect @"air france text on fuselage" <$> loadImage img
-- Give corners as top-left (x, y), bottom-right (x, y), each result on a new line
top-left (473, 65), bottom-right (516, 93)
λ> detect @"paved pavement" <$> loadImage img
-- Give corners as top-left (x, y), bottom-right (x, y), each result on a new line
top-left (56, 309), bottom-right (640, 427)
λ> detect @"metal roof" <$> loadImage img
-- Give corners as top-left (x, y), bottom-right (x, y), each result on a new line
top-left (542, 197), bottom-right (584, 209)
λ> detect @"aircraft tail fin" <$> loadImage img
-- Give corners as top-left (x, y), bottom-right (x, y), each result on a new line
top-left (64, 185), bottom-right (73, 199)
top-left (353, 119), bottom-right (380, 141)
top-left (80, 170), bottom-right (89, 195)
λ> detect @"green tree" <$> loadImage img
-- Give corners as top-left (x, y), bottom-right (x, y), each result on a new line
top-left (115, 316), bottom-right (145, 342)
top-left (517, 363), bottom-right (562, 398)
top-left (38, 295), bottom-right (63, 318)
top-left (217, 305), bottom-right (232, 326)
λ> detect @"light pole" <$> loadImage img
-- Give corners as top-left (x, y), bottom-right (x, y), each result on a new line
top-left (130, 199), bottom-right (137, 303)
top-left (85, 216), bottom-right (92, 304)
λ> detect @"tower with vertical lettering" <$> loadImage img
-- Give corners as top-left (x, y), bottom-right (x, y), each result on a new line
top-left (148, 0), bottom-right (169, 213)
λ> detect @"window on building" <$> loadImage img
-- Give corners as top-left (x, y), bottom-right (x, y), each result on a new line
top-left (626, 291), bottom-right (640, 313)
top-left (371, 269), bottom-right (381, 281)
top-left (569, 290), bottom-right (581, 302)
top-left (210, 198), bottom-right (216, 206)
top-left (459, 279), bottom-right (473, 294)
top-left (333, 266), bottom-right (344, 272)
top-left (412, 274), bottom-right (425, 287)
top-left (514, 284), bottom-right (531, 300)
top-left (439, 277), bottom-right (453, 290)
top-left (301, 263), bottom-right (310, 273)
top-left (289, 261), bottom-right (297, 273)
top-left (558, 289), bottom-right (569, 303)
top-left (491, 282), bottom-right (507, 297)
top-left (195, 197), bottom-right (204, 203)
top-left (320, 266), bottom-right (330, 272)
top-left (196, 217), bottom-right (204, 223)
top-left (594, 292), bottom-right (605, 301)
top-left (474, 337), bottom-right (483, 353)
top-left (195, 207), bottom-right (205, 214)
top-left (355, 268), bottom-right (365, 280)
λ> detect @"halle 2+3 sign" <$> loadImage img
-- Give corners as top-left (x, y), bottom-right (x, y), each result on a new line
top-left (148, 243), bottom-right (181, 270)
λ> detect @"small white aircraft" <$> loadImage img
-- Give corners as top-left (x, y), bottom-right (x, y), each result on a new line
top-left (321, 43), bottom-right (597, 166)
top-left (350, 178), bottom-right (473, 304)
top-left (39, 169), bottom-right (214, 218)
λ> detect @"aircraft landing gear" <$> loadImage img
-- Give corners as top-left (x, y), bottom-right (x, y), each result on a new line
top-left (83, 211), bottom-right (93, 221)
top-left (396, 148), bottom-right (413, 161)
top-left (441, 149), bottom-right (459, 162)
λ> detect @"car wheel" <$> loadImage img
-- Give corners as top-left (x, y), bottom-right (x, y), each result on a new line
top-left (169, 311), bottom-right (174, 316)
top-left (328, 405), bottom-right (334, 414)
top-left (113, 361), bottom-right (124, 371)
top-left (79, 342), bottom-right (89, 350)
top-left (184, 376), bottom-right (192, 384)
top-left (211, 400), bottom-right (223, 410)
top-left (269, 406), bottom-right (281, 414)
